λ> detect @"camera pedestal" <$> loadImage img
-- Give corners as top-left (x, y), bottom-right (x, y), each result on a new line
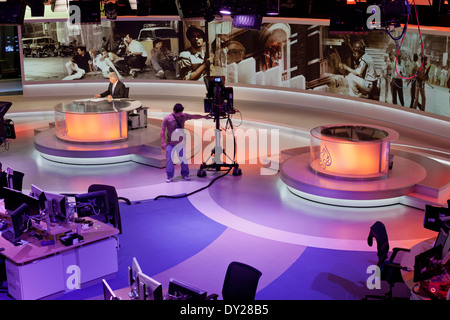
top-left (197, 119), bottom-right (241, 177)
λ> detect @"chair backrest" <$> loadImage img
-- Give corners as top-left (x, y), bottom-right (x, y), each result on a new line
top-left (124, 87), bottom-right (130, 98)
top-left (368, 221), bottom-right (390, 266)
top-left (88, 184), bottom-right (122, 233)
top-left (222, 261), bottom-right (262, 300)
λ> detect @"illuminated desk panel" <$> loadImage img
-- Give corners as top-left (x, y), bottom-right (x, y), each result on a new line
top-left (54, 99), bottom-right (142, 143)
top-left (310, 124), bottom-right (399, 180)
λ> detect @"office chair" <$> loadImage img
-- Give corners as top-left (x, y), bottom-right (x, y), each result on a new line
top-left (87, 184), bottom-right (127, 234)
top-left (207, 261), bottom-right (262, 300)
top-left (0, 167), bottom-right (25, 194)
top-left (124, 87), bottom-right (130, 98)
top-left (364, 221), bottom-right (411, 300)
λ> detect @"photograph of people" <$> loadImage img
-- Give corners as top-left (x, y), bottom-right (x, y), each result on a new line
top-left (411, 55), bottom-right (431, 111)
top-left (339, 40), bottom-right (378, 99)
top-left (150, 38), bottom-right (178, 79)
top-left (179, 26), bottom-right (214, 81)
top-left (115, 34), bottom-right (147, 78)
top-left (89, 49), bottom-right (123, 79)
top-left (63, 46), bottom-right (91, 80)
top-left (391, 55), bottom-right (406, 106)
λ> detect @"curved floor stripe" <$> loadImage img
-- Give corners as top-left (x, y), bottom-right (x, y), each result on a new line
top-left (151, 228), bottom-right (306, 299)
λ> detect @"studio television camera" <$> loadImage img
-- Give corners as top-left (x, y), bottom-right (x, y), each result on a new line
top-left (0, 101), bottom-right (16, 147)
top-left (203, 76), bottom-right (235, 117)
top-left (198, 76), bottom-right (241, 177)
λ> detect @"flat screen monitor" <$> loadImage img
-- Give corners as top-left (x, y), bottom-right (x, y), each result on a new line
top-left (137, 272), bottom-right (163, 301)
top-left (0, 101), bottom-right (12, 118)
top-left (11, 203), bottom-right (30, 241)
top-left (44, 191), bottom-right (68, 222)
top-left (102, 279), bottom-right (120, 300)
top-left (75, 190), bottom-right (109, 218)
top-left (424, 204), bottom-right (450, 232)
top-left (3, 187), bottom-right (40, 217)
top-left (30, 184), bottom-right (46, 210)
top-left (128, 257), bottom-right (142, 288)
top-left (168, 278), bottom-right (207, 300)
top-left (441, 231), bottom-right (450, 260)
top-left (413, 245), bottom-right (443, 283)
top-left (435, 228), bottom-right (448, 249)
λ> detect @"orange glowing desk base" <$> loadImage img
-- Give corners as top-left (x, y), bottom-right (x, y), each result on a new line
top-left (56, 112), bottom-right (128, 143)
top-left (309, 124), bottom-right (399, 180)
top-left (54, 99), bottom-right (142, 143)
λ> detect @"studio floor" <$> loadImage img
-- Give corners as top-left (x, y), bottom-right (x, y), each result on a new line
top-left (0, 88), bottom-right (449, 300)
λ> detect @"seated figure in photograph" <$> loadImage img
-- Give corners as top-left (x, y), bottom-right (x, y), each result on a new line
top-left (150, 38), bottom-right (177, 79)
top-left (63, 46), bottom-right (91, 80)
top-left (115, 34), bottom-right (147, 77)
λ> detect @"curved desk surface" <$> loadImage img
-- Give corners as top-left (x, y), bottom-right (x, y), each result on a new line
top-left (54, 99), bottom-right (143, 143)
top-left (56, 98), bottom-right (142, 113)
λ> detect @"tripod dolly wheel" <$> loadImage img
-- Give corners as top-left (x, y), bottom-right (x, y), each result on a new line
top-left (232, 167), bottom-right (242, 176)
top-left (197, 169), bottom-right (207, 177)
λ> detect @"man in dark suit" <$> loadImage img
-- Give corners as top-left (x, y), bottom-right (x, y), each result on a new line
top-left (94, 72), bottom-right (127, 100)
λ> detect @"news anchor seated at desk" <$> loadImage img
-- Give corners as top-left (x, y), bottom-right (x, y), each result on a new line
top-left (94, 72), bottom-right (127, 101)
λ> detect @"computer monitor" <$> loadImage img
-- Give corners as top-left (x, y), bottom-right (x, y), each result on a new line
top-left (441, 231), bottom-right (450, 260)
top-left (137, 272), bottom-right (163, 301)
top-left (413, 246), bottom-right (443, 283)
top-left (102, 279), bottom-right (120, 300)
top-left (435, 228), bottom-right (448, 249)
top-left (0, 102), bottom-right (12, 118)
top-left (30, 184), bottom-right (46, 210)
top-left (128, 257), bottom-right (142, 287)
top-left (75, 190), bottom-right (109, 218)
top-left (424, 204), bottom-right (450, 232)
top-left (44, 191), bottom-right (68, 222)
top-left (128, 257), bottom-right (142, 299)
top-left (3, 187), bottom-right (40, 217)
top-left (11, 203), bottom-right (30, 241)
top-left (168, 278), bottom-right (207, 300)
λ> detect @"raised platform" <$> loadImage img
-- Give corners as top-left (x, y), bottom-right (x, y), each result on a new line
top-left (280, 147), bottom-right (450, 209)
top-left (33, 120), bottom-right (200, 168)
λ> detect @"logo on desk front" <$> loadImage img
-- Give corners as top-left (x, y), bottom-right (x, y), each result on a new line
top-left (319, 145), bottom-right (332, 170)
top-left (66, 265), bottom-right (81, 290)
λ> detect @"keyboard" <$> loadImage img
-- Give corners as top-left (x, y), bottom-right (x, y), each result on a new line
top-left (1, 229), bottom-right (16, 243)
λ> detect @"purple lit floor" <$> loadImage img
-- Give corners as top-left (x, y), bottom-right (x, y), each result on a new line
top-left (0, 92), bottom-right (449, 300)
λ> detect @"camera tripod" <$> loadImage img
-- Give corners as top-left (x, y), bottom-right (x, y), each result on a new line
top-left (197, 112), bottom-right (241, 177)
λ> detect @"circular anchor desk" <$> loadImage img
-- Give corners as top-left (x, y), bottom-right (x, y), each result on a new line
top-left (309, 124), bottom-right (399, 180)
top-left (54, 99), bottom-right (142, 144)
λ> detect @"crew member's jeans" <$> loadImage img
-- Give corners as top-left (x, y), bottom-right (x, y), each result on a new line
top-left (166, 143), bottom-right (189, 179)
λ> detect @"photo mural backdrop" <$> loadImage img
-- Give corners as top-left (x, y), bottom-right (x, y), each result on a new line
top-left (20, 19), bottom-right (450, 118)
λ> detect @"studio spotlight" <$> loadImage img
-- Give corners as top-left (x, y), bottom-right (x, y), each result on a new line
top-left (232, 14), bottom-right (263, 30)
top-left (266, 0), bottom-right (280, 16)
